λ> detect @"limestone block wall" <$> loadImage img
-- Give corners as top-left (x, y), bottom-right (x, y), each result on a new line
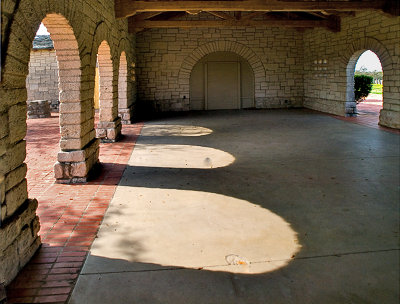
top-left (136, 27), bottom-right (304, 111)
top-left (303, 11), bottom-right (400, 128)
top-left (0, 0), bottom-right (136, 286)
top-left (26, 49), bottom-right (59, 111)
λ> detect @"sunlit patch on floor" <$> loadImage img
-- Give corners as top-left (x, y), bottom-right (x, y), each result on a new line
top-left (90, 188), bottom-right (301, 274)
top-left (130, 144), bottom-right (235, 169)
top-left (141, 125), bottom-right (213, 137)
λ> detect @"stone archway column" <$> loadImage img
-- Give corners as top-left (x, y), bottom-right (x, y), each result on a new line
top-left (118, 53), bottom-right (132, 124)
top-left (44, 14), bottom-right (100, 183)
top-left (96, 43), bottom-right (122, 142)
top-left (379, 68), bottom-right (400, 129)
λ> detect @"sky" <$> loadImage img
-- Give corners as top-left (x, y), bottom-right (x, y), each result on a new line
top-left (36, 23), bottom-right (382, 72)
top-left (355, 50), bottom-right (382, 72)
top-left (36, 23), bottom-right (50, 35)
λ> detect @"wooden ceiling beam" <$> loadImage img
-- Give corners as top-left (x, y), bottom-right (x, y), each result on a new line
top-left (307, 12), bottom-right (328, 19)
top-left (116, 0), bottom-right (386, 19)
top-left (131, 12), bottom-right (164, 21)
top-left (206, 11), bottom-right (236, 20)
top-left (129, 18), bottom-right (339, 32)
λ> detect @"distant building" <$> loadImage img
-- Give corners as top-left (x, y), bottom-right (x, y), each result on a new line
top-left (26, 35), bottom-right (59, 111)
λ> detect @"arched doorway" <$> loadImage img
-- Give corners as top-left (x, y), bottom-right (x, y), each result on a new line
top-left (190, 52), bottom-right (255, 110)
top-left (347, 50), bottom-right (383, 120)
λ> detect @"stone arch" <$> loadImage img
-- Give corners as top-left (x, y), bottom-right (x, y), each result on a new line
top-left (178, 41), bottom-right (266, 100)
top-left (96, 40), bottom-right (122, 141)
top-left (0, 5), bottom-right (100, 285)
top-left (41, 14), bottom-right (82, 146)
top-left (343, 37), bottom-right (397, 127)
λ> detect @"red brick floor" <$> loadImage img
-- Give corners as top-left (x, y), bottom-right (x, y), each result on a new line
top-left (328, 99), bottom-right (400, 135)
top-left (6, 113), bottom-right (143, 304)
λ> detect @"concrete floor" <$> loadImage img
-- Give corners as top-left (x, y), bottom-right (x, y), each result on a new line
top-left (70, 110), bottom-right (399, 304)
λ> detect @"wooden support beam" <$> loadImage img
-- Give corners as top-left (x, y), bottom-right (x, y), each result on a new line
top-left (116, 0), bottom-right (386, 19)
top-left (131, 12), bottom-right (163, 21)
top-left (186, 10), bottom-right (202, 15)
top-left (307, 12), bottom-right (328, 19)
top-left (129, 19), bottom-right (335, 32)
top-left (207, 11), bottom-right (236, 20)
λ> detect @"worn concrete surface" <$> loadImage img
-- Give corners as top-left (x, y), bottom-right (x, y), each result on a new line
top-left (70, 110), bottom-right (399, 304)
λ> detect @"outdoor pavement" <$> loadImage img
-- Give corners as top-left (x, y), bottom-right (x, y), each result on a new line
top-left (6, 108), bottom-right (399, 303)
top-left (69, 109), bottom-right (399, 304)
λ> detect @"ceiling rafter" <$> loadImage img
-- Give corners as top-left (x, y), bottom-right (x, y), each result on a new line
top-left (206, 11), bottom-right (236, 20)
top-left (115, 0), bottom-right (387, 19)
top-left (128, 18), bottom-right (340, 33)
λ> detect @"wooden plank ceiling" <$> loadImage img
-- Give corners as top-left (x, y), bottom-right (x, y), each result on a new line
top-left (114, 0), bottom-right (399, 33)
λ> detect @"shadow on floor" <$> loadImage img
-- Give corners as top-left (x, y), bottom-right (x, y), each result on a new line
top-left (71, 110), bottom-right (399, 303)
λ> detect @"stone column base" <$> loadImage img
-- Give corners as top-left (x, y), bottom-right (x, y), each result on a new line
top-left (0, 199), bottom-right (41, 286)
top-left (345, 101), bottom-right (357, 117)
top-left (118, 107), bottom-right (133, 125)
top-left (96, 117), bottom-right (122, 142)
top-left (54, 138), bottom-right (100, 183)
top-left (27, 100), bottom-right (51, 119)
top-left (379, 109), bottom-right (400, 129)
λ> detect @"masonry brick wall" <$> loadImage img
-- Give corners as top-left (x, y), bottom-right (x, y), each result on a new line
top-left (26, 49), bottom-right (59, 110)
top-left (303, 11), bottom-right (400, 128)
top-left (0, 0), bottom-right (135, 286)
top-left (136, 26), bottom-right (304, 111)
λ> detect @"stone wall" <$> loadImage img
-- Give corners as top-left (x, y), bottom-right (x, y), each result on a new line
top-left (0, 0), bottom-right (135, 286)
top-left (136, 26), bottom-right (304, 111)
top-left (26, 49), bottom-right (59, 111)
top-left (303, 11), bottom-right (400, 128)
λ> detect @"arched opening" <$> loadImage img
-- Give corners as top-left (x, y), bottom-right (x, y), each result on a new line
top-left (346, 50), bottom-right (383, 122)
top-left (25, 24), bottom-right (60, 196)
top-left (190, 52), bottom-right (255, 110)
top-left (118, 52), bottom-right (129, 123)
top-left (96, 41), bottom-right (121, 141)
top-left (25, 14), bottom-right (83, 185)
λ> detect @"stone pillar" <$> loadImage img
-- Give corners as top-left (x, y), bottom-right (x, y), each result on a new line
top-left (96, 119), bottom-right (122, 142)
top-left (379, 109), bottom-right (400, 129)
top-left (96, 41), bottom-right (122, 142)
top-left (54, 138), bottom-right (100, 183)
top-left (27, 100), bottom-right (51, 119)
top-left (118, 107), bottom-right (134, 124)
top-left (345, 101), bottom-right (357, 116)
top-left (0, 99), bottom-right (41, 285)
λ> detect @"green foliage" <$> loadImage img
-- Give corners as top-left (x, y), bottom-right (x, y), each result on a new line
top-left (354, 75), bottom-right (373, 102)
top-left (370, 84), bottom-right (383, 95)
top-left (355, 69), bottom-right (383, 81)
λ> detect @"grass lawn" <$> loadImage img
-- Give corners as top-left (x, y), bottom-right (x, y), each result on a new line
top-left (370, 84), bottom-right (383, 95)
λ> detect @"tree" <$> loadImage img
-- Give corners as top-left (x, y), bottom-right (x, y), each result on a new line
top-left (354, 75), bottom-right (373, 103)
